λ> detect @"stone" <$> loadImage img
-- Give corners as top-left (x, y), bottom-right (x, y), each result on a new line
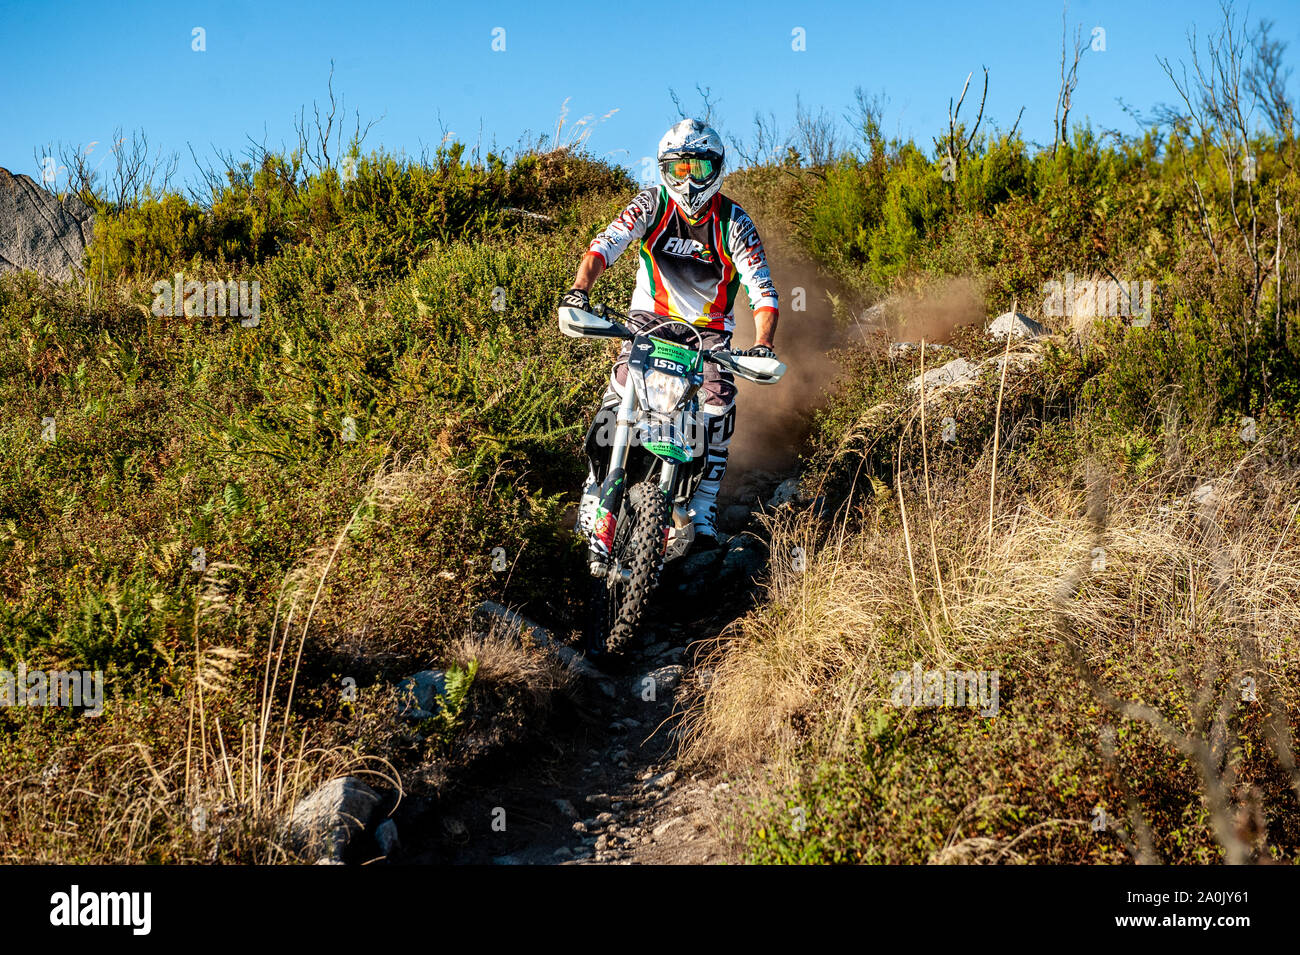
top-left (908, 357), bottom-right (980, 393)
top-left (473, 600), bottom-right (553, 648)
top-left (374, 818), bottom-right (400, 856)
top-left (721, 536), bottom-right (765, 582)
top-left (720, 503), bottom-right (752, 531)
top-left (396, 669), bottom-right (447, 719)
top-left (0, 167), bottom-right (94, 281)
top-left (641, 665), bottom-right (685, 695)
top-left (653, 817), bottom-right (683, 838)
top-left (642, 771), bottom-right (677, 791)
top-left (286, 776), bottom-right (381, 862)
top-left (987, 311), bottom-right (1047, 341)
top-left (768, 477), bottom-right (802, 507)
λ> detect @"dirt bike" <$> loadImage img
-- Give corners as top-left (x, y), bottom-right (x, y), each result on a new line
top-left (557, 301), bottom-right (787, 658)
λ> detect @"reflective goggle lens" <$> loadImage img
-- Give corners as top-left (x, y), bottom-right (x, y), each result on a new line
top-left (664, 157), bottom-right (715, 182)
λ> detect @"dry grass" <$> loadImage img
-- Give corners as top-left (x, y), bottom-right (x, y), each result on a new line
top-left (683, 452), bottom-right (1300, 860)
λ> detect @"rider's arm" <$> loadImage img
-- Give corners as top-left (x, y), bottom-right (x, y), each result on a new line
top-left (726, 204), bottom-right (780, 348)
top-left (571, 251), bottom-right (605, 292)
top-left (577, 189), bottom-right (658, 290)
top-left (753, 307), bottom-right (778, 349)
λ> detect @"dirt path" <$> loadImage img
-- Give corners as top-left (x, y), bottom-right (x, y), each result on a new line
top-left (400, 475), bottom-right (789, 865)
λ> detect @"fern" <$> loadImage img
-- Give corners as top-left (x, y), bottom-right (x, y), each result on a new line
top-left (433, 659), bottom-right (479, 739)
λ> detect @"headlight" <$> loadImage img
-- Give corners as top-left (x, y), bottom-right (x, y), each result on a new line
top-left (642, 369), bottom-right (689, 414)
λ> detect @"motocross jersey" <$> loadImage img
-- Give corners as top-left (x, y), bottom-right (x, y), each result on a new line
top-left (586, 186), bottom-right (778, 333)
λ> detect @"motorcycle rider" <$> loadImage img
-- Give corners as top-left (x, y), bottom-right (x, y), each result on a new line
top-left (561, 118), bottom-right (780, 550)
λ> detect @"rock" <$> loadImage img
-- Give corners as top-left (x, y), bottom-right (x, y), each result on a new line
top-left (396, 669), bottom-right (447, 719)
top-left (553, 799), bottom-right (579, 819)
top-left (675, 545), bottom-right (727, 597)
top-left (987, 311), bottom-right (1047, 341)
top-left (286, 776), bottom-right (381, 862)
top-left (653, 817), bottom-right (683, 838)
top-left (594, 811), bottom-right (616, 826)
top-left (0, 167), bottom-right (94, 281)
top-left (571, 821), bottom-right (589, 834)
top-left (553, 847), bottom-right (573, 859)
top-left (641, 664), bottom-right (685, 695)
top-left (768, 477), bottom-right (802, 507)
top-left (720, 503), bottom-right (752, 531)
top-left (473, 600), bottom-right (553, 648)
top-left (554, 643), bottom-right (609, 681)
top-left (442, 816), bottom-right (468, 839)
top-left (642, 771), bottom-right (677, 791)
top-left (374, 819), bottom-right (400, 857)
top-left (584, 793), bottom-right (612, 807)
top-left (656, 646), bottom-right (686, 663)
top-left (908, 357), bottom-right (980, 393)
top-left (1192, 483), bottom-right (1216, 506)
top-left (721, 536), bottom-right (765, 582)
top-left (492, 855), bottom-right (523, 865)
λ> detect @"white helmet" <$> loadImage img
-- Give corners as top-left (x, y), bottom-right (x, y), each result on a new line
top-left (657, 119), bottom-right (725, 218)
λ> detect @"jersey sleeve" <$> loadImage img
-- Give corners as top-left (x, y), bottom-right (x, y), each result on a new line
top-left (587, 188), bottom-right (659, 267)
top-left (726, 203), bottom-right (779, 316)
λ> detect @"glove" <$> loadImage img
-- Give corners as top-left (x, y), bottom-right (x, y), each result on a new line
top-left (559, 288), bottom-right (590, 312)
top-left (736, 344), bottom-right (776, 359)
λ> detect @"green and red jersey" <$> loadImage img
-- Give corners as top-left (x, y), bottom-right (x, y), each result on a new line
top-left (586, 186), bottom-right (779, 333)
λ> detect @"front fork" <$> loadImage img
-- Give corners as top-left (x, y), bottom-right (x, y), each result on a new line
top-left (588, 389), bottom-right (680, 576)
top-left (589, 386), bottom-right (637, 575)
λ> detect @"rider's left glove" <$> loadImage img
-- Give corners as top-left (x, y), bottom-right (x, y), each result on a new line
top-left (736, 344), bottom-right (777, 359)
top-left (559, 288), bottom-right (591, 312)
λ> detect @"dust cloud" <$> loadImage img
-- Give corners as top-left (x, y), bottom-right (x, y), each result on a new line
top-left (725, 267), bottom-right (985, 485)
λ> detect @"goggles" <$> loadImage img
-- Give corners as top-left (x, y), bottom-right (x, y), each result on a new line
top-left (661, 156), bottom-right (717, 183)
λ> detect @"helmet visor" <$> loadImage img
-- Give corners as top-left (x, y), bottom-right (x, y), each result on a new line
top-left (661, 157), bottom-right (717, 183)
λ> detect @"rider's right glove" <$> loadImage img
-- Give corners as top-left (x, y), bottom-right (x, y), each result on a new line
top-left (559, 288), bottom-right (591, 312)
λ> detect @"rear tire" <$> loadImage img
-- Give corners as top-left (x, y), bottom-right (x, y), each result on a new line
top-left (587, 481), bottom-right (670, 656)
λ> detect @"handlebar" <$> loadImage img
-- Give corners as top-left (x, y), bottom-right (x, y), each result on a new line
top-left (562, 301), bottom-right (784, 383)
top-left (592, 303), bottom-right (768, 368)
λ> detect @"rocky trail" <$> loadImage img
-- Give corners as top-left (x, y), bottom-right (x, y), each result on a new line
top-left (392, 469), bottom-right (803, 866)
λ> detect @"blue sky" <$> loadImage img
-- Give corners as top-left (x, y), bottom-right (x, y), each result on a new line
top-left (2, 0), bottom-right (1297, 190)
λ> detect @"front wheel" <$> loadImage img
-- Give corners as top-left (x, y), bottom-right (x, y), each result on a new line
top-left (586, 481), bottom-right (670, 656)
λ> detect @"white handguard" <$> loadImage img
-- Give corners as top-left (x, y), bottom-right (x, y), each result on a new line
top-left (558, 305), bottom-right (627, 339)
top-left (717, 351), bottom-right (787, 384)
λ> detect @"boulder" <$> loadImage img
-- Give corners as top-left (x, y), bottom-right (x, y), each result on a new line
top-left (287, 776), bottom-right (381, 862)
top-left (0, 167), bottom-right (94, 281)
top-left (473, 600), bottom-right (553, 646)
top-left (908, 357), bottom-right (980, 393)
top-left (721, 535), bottom-right (766, 583)
top-left (396, 669), bottom-right (448, 719)
top-left (768, 477), bottom-right (803, 507)
top-left (374, 818), bottom-right (400, 857)
top-left (640, 664), bottom-right (685, 696)
top-left (987, 311), bottom-right (1047, 341)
